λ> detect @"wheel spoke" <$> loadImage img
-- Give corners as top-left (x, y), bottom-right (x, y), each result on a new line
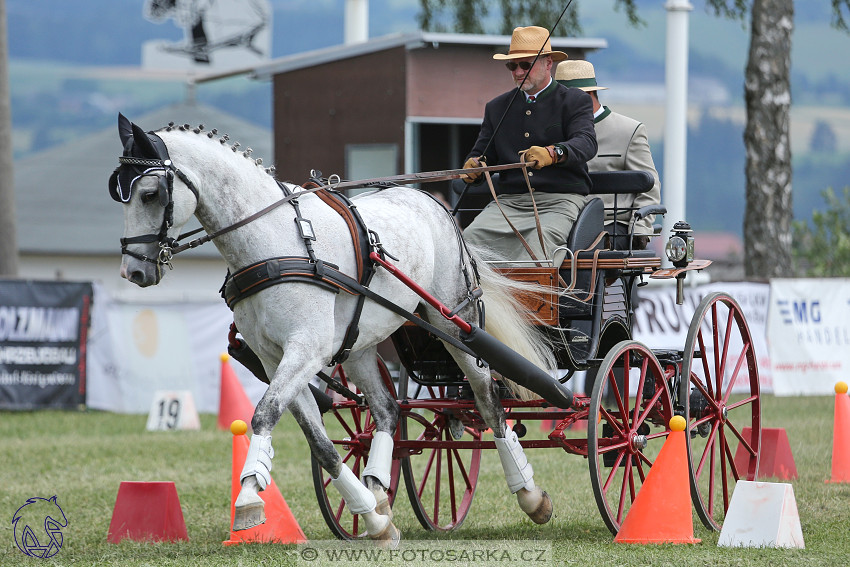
top-left (589, 341), bottom-right (672, 535)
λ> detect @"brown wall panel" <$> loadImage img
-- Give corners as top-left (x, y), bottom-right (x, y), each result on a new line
top-left (274, 47), bottom-right (407, 183)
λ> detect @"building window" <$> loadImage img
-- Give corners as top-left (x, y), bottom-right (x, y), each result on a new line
top-left (345, 144), bottom-right (398, 196)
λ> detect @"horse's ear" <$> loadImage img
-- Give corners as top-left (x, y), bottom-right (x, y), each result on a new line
top-left (118, 113), bottom-right (133, 148)
top-left (131, 123), bottom-right (159, 158)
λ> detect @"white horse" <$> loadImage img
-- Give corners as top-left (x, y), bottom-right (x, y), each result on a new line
top-left (110, 114), bottom-right (558, 543)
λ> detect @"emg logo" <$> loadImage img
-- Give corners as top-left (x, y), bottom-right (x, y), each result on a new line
top-left (777, 299), bottom-right (821, 324)
top-left (11, 496), bottom-right (68, 558)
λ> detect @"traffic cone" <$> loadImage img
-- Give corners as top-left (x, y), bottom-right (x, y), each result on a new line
top-left (107, 481), bottom-right (188, 543)
top-left (827, 381), bottom-right (850, 483)
top-left (223, 420), bottom-right (307, 545)
top-left (734, 427), bottom-right (797, 480)
top-left (614, 416), bottom-right (700, 544)
top-left (217, 353), bottom-right (255, 431)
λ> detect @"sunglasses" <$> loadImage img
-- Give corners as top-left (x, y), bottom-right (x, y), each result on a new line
top-left (505, 61), bottom-right (535, 72)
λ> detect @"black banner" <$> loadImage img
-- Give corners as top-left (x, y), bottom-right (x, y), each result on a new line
top-left (0, 280), bottom-right (93, 410)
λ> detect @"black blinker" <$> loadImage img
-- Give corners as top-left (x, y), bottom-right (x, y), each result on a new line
top-left (108, 168), bottom-right (121, 202)
top-left (158, 172), bottom-right (170, 206)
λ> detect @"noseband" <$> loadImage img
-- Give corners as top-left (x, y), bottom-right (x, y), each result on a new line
top-left (114, 156), bottom-right (200, 268)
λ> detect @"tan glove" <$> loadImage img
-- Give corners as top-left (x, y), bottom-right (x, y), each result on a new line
top-left (460, 156), bottom-right (483, 183)
top-left (520, 145), bottom-right (555, 169)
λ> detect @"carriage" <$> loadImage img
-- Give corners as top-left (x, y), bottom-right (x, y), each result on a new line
top-left (111, 115), bottom-right (761, 543)
top-left (304, 169), bottom-right (761, 539)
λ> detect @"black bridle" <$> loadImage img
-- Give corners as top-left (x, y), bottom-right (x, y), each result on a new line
top-left (111, 155), bottom-right (200, 268)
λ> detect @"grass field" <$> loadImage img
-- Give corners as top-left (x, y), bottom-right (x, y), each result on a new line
top-left (1, 394), bottom-right (848, 566)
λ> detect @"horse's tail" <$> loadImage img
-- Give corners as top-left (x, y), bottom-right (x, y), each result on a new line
top-left (466, 244), bottom-right (558, 400)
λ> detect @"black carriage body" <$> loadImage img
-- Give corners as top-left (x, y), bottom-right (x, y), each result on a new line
top-left (392, 170), bottom-right (656, 387)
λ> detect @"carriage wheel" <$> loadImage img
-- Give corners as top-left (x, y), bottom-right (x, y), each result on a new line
top-left (681, 291), bottom-right (761, 531)
top-left (588, 340), bottom-right (674, 535)
top-left (399, 369), bottom-right (482, 531)
top-left (311, 357), bottom-right (401, 540)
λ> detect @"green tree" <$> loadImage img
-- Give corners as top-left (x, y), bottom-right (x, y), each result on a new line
top-left (417, 0), bottom-right (640, 36)
top-left (792, 187), bottom-right (850, 276)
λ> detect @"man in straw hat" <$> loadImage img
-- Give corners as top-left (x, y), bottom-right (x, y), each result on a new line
top-left (460, 25), bottom-right (597, 265)
top-left (556, 59), bottom-right (661, 250)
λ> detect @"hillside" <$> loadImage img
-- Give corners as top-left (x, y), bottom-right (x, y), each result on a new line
top-left (8, 0), bottom-right (850, 236)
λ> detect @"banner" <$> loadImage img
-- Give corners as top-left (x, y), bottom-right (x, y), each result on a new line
top-left (767, 278), bottom-right (850, 395)
top-left (85, 285), bottom-right (267, 414)
top-left (632, 281), bottom-right (773, 393)
top-left (0, 280), bottom-right (93, 410)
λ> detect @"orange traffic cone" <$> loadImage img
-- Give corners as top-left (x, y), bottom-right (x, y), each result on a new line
top-left (217, 353), bottom-right (255, 431)
top-left (827, 381), bottom-right (850, 483)
top-left (223, 420), bottom-right (307, 545)
top-left (614, 415), bottom-right (700, 544)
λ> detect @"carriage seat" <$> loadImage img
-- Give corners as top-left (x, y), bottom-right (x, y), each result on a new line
top-left (588, 170), bottom-right (667, 251)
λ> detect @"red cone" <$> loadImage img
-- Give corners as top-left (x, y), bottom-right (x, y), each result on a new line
top-left (107, 481), bottom-right (188, 543)
top-left (223, 421), bottom-right (307, 545)
top-left (614, 416), bottom-right (700, 544)
top-left (217, 353), bottom-right (255, 431)
top-left (827, 381), bottom-right (850, 483)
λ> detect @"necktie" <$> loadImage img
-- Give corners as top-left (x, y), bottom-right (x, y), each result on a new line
top-left (528, 95), bottom-right (536, 103)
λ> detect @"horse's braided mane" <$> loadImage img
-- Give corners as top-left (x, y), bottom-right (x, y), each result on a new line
top-left (157, 121), bottom-right (277, 178)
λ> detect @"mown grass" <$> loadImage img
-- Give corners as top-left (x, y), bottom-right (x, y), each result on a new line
top-left (1, 394), bottom-right (848, 566)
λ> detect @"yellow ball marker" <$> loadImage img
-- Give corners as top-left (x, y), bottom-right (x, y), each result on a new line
top-left (836, 381), bottom-right (848, 395)
top-left (230, 419), bottom-right (248, 436)
top-left (669, 415), bottom-right (687, 432)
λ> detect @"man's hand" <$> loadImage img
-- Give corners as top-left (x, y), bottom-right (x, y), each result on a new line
top-left (520, 146), bottom-right (555, 169)
top-left (460, 156), bottom-right (484, 183)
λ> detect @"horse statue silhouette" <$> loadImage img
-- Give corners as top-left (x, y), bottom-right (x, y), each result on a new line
top-left (12, 496), bottom-right (68, 558)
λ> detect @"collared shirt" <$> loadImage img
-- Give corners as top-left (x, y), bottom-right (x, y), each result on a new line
top-left (525, 77), bottom-right (553, 103)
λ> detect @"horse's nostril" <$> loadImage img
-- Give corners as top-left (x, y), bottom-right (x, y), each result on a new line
top-left (129, 270), bottom-right (147, 285)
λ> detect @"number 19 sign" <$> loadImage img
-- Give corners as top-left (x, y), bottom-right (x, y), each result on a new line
top-left (146, 390), bottom-right (201, 431)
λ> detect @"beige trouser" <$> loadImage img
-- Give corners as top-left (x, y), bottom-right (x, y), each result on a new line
top-left (464, 192), bottom-right (587, 267)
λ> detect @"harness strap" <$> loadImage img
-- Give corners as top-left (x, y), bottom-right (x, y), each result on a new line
top-left (306, 183), bottom-right (378, 365)
top-left (483, 170), bottom-right (543, 265)
top-left (224, 256), bottom-right (478, 359)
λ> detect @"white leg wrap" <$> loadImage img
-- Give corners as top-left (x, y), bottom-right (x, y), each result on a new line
top-left (240, 434), bottom-right (274, 490)
top-left (362, 431), bottom-right (394, 490)
top-left (494, 426), bottom-right (535, 494)
top-left (331, 466), bottom-right (377, 515)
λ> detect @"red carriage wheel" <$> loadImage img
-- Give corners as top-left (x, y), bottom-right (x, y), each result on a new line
top-left (399, 369), bottom-right (481, 531)
top-left (681, 292), bottom-right (761, 531)
top-left (587, 340), bottom-right (674, 535)
top-left (311, 357), bottom-right (401, 540)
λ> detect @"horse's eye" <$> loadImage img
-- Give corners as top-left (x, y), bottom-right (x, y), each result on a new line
top-left (140, 191), bottom-right (159, 204)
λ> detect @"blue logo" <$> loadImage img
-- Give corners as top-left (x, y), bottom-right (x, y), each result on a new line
top-left (12, 496), bottom-right (68, 558)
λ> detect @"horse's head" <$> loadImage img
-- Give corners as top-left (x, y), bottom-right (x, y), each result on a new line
top-left (109, 113), bottom-right (199, 287)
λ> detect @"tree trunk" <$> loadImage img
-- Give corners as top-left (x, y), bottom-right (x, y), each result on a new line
top-left (743, 0), bottom-right (793, 279)
top-left (0, 0), bottom-right (18, 276)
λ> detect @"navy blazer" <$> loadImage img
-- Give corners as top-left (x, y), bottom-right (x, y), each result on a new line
top-left (466, 81), bottom-right (597, 195)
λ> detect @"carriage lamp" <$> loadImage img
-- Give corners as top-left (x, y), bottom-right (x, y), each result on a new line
top-left (665, 221), bottom-right (695, 268)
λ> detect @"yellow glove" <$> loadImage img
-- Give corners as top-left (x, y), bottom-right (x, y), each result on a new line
top-left (460, 156), bottom-right (483, 183)
top-left (520, 145), bottom-right (555, 169)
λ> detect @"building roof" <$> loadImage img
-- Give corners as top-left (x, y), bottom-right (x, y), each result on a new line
top-left (14, 101), bottom-right (273, 257)
top-left (194, 31), bottom-right (608, 83)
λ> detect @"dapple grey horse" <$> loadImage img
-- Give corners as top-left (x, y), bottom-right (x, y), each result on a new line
top-left (110, 115), bottom-right (557, 543)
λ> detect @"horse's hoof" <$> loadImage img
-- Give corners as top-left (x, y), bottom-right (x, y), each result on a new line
top-left (369, 519), bottom-right (401, 548)
top-left (374, 493), bottom-right (393, 520)
top-left (233, 501), bottom-right (266, 531)
top-left (522, 490), bottom-right (553, 525)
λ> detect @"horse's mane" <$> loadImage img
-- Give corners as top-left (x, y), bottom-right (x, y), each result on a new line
top-left (155, 122), bottom-right (278, 179)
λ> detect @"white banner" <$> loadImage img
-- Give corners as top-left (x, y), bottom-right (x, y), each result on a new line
top-left (86, 284), bottom-right (267, 414)
top-left (767, 278), bottom-right (850, 396)
top-left (632, 281), bottom-right (773, 393)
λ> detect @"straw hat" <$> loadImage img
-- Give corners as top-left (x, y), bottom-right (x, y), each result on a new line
top-left (554, 60), bottom-right (608, 91)
top-left (493, 26), bottom-right (567, 62)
